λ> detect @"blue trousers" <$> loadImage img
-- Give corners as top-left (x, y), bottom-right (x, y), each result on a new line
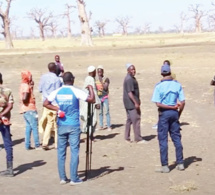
top-left (23, 110), bottom-right (40, 149)
top-left (158, 110), bottom-right (183, 166)
top-left (99, 97), bottom-right (111, 128)
top-left (57, 125), bottom-right (81, 182)
top-left (0, 124), bottom-right (13, 162)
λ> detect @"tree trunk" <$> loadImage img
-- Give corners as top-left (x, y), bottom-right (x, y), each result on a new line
top-left (39, 23), bottom-right (45, 41)
top-left (3, 17), bottom-right (13, 49)
top-left (77, 0), bottom-right (93, 46)
top-left (67, 16), bottom-right (72, 38)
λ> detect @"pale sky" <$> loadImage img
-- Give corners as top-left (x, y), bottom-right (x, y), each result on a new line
top-left (4, 0), bottom-right (214, 37)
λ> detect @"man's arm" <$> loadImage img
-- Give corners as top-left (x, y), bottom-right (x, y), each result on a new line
top-left (178, 100), bottom-right (185, 118)
top-left (86, 85), bottom-right (95, 103)
top-left (156, 102), bottom-right (179, 110)
top-left (0, 103), bottom-right (13, 117)
top-left (22, 92), bottom-right (30, 104)
top-left (128, 92), bottom-right (140, 110)
top-left (43, 99), bottom-right (59, 112)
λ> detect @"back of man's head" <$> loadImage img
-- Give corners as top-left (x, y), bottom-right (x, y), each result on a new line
top-left (48, 62), bottom-right (56, 73)
top-left (63, 72), bottom-right (75, 84)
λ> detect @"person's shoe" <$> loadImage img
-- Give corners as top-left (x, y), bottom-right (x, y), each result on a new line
top-left (26, 146), bottom-right (34, 150)
top-left (0, 161), bottom-right (14, 177)
top-left (107, 127), bottom-right (112, 131)
top-left (136, 139), bottom-right (148, 144)
top-left (60, 179), bottom-right (69, 185)
top-left (125, 139), bottom-right (132, 143)
top-left (155, 165), bottom-right (170, 173)
top-left (35, 146), bottom-right (43, 151)
top-left (70, 179), bottom-right (83, 186)
top-left (176, 163), bottom-right (185, 171)
top-left (42, 145), bottom-right (50, 151)
top-left (152, 124), bottom-right (158, 129)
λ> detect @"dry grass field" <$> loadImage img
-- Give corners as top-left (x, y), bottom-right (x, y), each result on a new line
top-left (0, 33), bottom-right (215, 195)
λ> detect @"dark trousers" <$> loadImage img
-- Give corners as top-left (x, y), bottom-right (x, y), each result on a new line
top-left (158, 110), bottom-right (183, 166)
top-left (0, 124), bottom-right (13, 162)
top-left (125, 109), bottom-right (142, 142)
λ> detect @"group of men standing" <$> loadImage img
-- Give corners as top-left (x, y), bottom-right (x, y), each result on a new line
top-left (123, 62), bottom-right (185, 172)
top-left (0, 57), bottom-right (185, 184)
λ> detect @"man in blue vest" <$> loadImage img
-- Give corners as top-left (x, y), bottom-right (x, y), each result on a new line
top-left (152, 64), bottom-right (185, 173)
top-left (43, 72), bottom-right (95, 185)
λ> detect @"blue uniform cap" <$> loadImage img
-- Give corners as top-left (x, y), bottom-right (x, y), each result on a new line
top-left (161, 64), bottom-right (171, 74)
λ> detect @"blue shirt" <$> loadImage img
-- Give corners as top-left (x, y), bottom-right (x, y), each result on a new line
top-left (151, 80), bottom-right (185, 106)
top-left (39, 72), bottom-right (62, 102)
top-left (47, 85), bottom-right (88, 127)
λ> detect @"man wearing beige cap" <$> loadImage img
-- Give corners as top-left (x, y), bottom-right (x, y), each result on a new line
top-left (80, 66), bottom-right (100, 134)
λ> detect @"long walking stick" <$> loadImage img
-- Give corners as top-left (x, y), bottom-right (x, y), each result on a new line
top-left (85, 102), bottom-right (92, 180)
top-left (89, 103), bottom-right (94, 171)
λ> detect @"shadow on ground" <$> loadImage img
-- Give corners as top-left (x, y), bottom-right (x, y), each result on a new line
top-left (143, 134), bottom-right (157, 141)
top-left (111, 124), bottom-right (124, 129)
top-left (180, 122), bottom-right (190, 126)
top-left (94, 133), bottom-right (120, 140)
top-left (13, 138), bottom-right (25, 146)
top-left (169, 156), bottom-right (202, 171)
top-left (79, 166), bottom-right (124, 181)
top-left (14, 160), bottom-right (47, 176)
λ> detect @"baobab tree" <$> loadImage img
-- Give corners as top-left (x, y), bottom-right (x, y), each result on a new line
top-left (142, 23), bottom-right (151, 34)
top-left (94, 20), bottom-right (108, 37)
top-left (62, 4), bottom-right (75, 38)
top-left (208, 2), bottom-right (215, 31)
top-left (76, 0), bottom-right (93, 46)
top-left (0, 0), bottom-right (14, 49)
top-left (115, 16), bottom-right (131, 35)
top-left (179, 12), bottom-right (188, 34)
top-left (48, 21), bottom-right (58, 38)
top-left (189, 4), bottom-right (207, 33)
top-left (27, 8), bottom-right (53, 41)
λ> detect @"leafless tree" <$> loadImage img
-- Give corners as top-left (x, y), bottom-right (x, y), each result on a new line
top-left (179, 12), bottom-right (188, 34)
top-left (61, 4), bottom-right (76, 38)
top-left (158, 26), bottom-right (164, 33)
top-left (207, 2), bottom-right (215, 31)
top-left (142, 23), bottom-right (151, 34)
top-left (94, 20), bottom-right (108, 37)
top-left (76, 0), bottom-right (93, 46)
top-left (30, 27), bottom-right (36, 39)
top-left (27, 8), bottom-right (53, 41)
top-left (0, 0), bottom-right (14, 49)
top-left (134, 26), bottom-right (142, 35)
top-left (189, 4), bottom-right (207, 33)
top-left (48, 21), bottom-right (58, 38)
top-left (115, 16), bottom-right (131, 35)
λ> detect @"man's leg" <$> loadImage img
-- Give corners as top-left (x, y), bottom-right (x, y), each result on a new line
top-left (23, 112), bottom-right (32, 150)
top-left (29, 111), bottom-right (40, 148)
top-left (99, 101), bottom-right (104, 128)
top-left (42, 108), bottom-right (55, 147)
top-left (69, 127), bottom-right (81, 182)
top-left (0, 124), bottom-right (14, 177)
top-left (158, 111), bottom-right (169, 166)
top-left (169, 111), bottom-right (184, 165)
top-left (57, 129), bottom-right (68, 181)
top-left (129, 109), bottom-right (142, 142)
top-left (38, 108), bottom-right (47, 134)
top-left (125, 110), bottom-right (132, 141)
top-left (104, 98), bottom-right (111, 128)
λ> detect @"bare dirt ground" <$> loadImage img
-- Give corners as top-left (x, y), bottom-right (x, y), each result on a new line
top-left (0, 39), bottom-right (215, 195)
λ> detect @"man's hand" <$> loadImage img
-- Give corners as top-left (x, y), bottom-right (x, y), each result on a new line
top-left (95, 104), bottom-right (100, 109)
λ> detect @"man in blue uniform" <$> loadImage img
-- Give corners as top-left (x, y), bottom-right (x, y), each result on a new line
top-left (152, 64), bottom-right (185, 173)
top-left (43, 72), bottom-right (95, 185)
